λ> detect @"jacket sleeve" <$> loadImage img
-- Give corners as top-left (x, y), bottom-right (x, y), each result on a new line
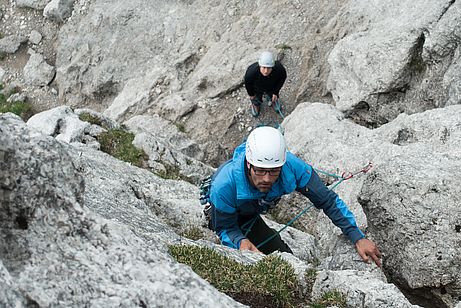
top-left (296, 168), bottom-right (365, 244)
top-left (273, 62), bottom-right (287, 96)
top-left (210, 205), bottom-right (245, 249)
top-left (209, 183), bottom-right (245, 249)
top-left (244, 63), bottom-right (257, 97)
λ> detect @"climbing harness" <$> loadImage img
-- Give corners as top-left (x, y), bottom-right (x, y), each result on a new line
top-left (199, 176), bottom-right (213, 228)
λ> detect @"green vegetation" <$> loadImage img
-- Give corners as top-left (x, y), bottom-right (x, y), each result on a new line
top-left (7, 86), bottom-right (21, 96)
top-left (169, 245), bottom-right (304, 307)
top-left (174, 121), bottom-right (186, 133)
top-left (180, 226), bottom-right (205, 241)
top-left (310, 290), bottom-right (347, 308)
top-left (304, 268), bottom-right (318, 297)
top-left (155, 162), bottom-right (182, 180)
top-left (79, 112), bottom-right (151, 168)
top-left (0, 85), bottom-right (34, 120)
top-left (97, 128), bottom-right (148, 167)
top-left (81, 113), bottom-right (194, 183)
top-left (79, 112), bottom-right (104, 127)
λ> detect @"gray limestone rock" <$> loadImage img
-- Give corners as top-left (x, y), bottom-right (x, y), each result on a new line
top-left (6, 92), bottom-right (27, 103)
top-left (283, 102), bottom-right (461, 307)
top-left (327, 0), bottom-right (459, 127)
top-left (27, 105), bottom-right (90, 143)
top-left (28, 30), bottom-right (43, 45)
top-left (0, 35), bottom-right (27, 54)
top-left (125, 114), bottom-right (214, 184)
top-left (43, 0), bottom-right (75, 22)
top-left (0, 68), bottom-right (5, 82)
top-left (359, 153), bottom-right (461, 307)
top-left (422, 1), bottom-right (461, 107)
top-left (312, 270), bottom-right (421, 307)
top-left (23, 51), bottom-right (56, 86)
top-left (0, 113), bottom-right (245, 307)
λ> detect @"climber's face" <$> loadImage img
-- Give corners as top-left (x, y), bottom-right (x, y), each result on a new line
top-left (259, 66), bottom-right (272, 77)
top-left (247, 162), bottom-right (281, 193)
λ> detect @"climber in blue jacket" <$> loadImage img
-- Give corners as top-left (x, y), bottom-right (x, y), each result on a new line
top-left (209, 126), bottom-right (381, 267)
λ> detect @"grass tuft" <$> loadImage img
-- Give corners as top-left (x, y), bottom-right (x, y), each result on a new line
top-left (79, 112), bottom-right (104, 127)
top-left (97, 129), bottom-right (148, 167)
top-left (180, 226), bottom-right (204, 241)
top-left (0, 91), bottom-right (34, 120)
top-left (174, 122), bottom-right (186, 133)
top-left (169, 245), bottom-right (303, 307)
top-left (310, 290), bottom-right (347, 308)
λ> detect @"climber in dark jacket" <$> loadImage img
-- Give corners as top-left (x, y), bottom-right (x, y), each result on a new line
top-left (209, 126), bottom-right (381, 267)
top-left (244, 51), bottom-right (287, 117)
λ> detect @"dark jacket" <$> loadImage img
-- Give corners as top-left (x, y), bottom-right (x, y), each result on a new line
top-left (244, 61), bottom-right (287, 97)
top-left (209, 143), bottom-right (365, 249)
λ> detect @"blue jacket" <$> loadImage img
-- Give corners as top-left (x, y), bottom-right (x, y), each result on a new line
top-left (209, 143), bottom-right (365, 249)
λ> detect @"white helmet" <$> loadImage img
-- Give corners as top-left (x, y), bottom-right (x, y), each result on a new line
top-left (245, 126), bottom-right (286, 168)
top-left (258, 51), bottom-right (275, 68)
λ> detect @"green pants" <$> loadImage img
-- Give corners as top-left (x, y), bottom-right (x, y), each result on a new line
top-left (238, 215), bottom-right (293, 255)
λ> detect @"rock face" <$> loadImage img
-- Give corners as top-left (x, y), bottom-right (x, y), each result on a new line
top-left (327, 0), bottom-right (460, 127)
top-left (1, 0), bottom-right (461, 307)
top-left (283, 103), bottom-right (461, 307)
top-left (360, 155), bottom-right (461, 307)
top-left (358, 106), bottom-right (461, 307)
top-left (2, 106), bottom-right (437, 308)
top-left (23, 51), bottom-right (56, 86)
top-left (0, 113), bottom-right (244, 307)
top-left (312, 270), bottom-right (420, 308)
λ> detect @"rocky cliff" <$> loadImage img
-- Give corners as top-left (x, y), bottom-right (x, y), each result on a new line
top-left (1, 0), bottom-right (460, 307)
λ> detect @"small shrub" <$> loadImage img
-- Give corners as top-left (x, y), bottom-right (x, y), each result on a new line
top-left (155, 162), bottom-right (181, 180)
top-left (180, 226), bottom-right (204, 241)
top-left (169, 245), bottom-right (304, 307)
top-left (79, 112), bottom-right (103, 127)
top-left (174, 122), bottom-right (186, 133)
top-left (97, 129), bottom-right (148, 167)
top-left (7, 86), bottom-right (21, 96)
top-left (310, 290), bottom-right (347, 308)
top-left (0, 96), bottom-right (34, 120)
top-left (304, 268), bottom-right (317, 296)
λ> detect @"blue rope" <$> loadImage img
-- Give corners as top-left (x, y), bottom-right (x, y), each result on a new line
top-left (241, 216), bottom-right (259, 237)
top-left (256, 204), bottom-right (314, 249)
top-left (313, 168), bottom-right (342, 179)
top-left (252, 97), bottom-right (285, 132)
